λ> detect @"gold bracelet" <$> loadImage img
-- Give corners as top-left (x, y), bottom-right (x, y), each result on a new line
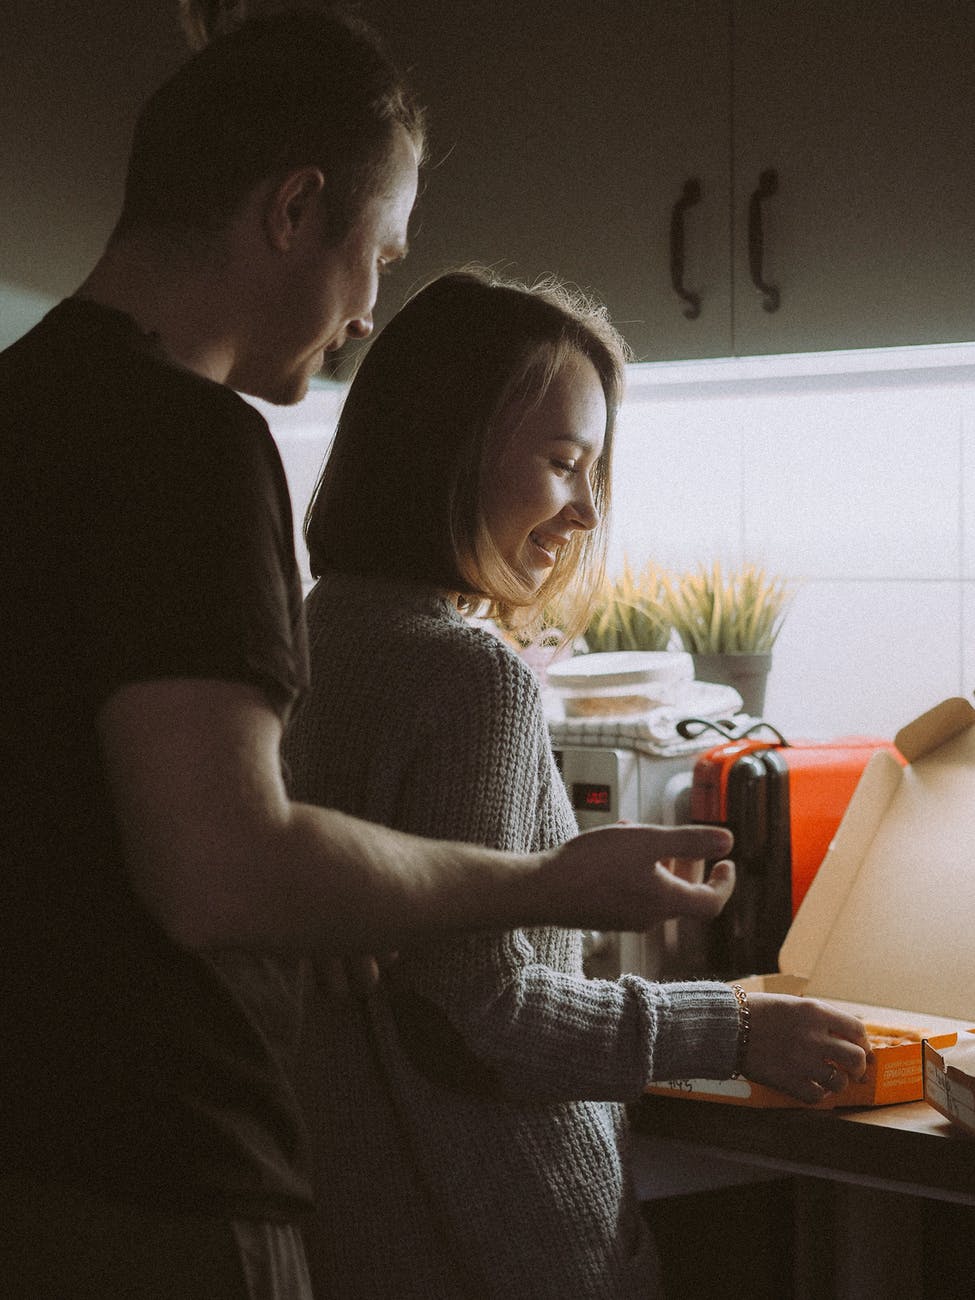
top-left (731, 983), bottom-right (750, 1076)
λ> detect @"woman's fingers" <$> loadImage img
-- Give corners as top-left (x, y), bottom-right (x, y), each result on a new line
top-left (823, 1010), bottom-right (872, 1083)
top-left (822, 1042), bottom-right (870, 1085)
top-left (743, 993), bottom-right (871, 1102)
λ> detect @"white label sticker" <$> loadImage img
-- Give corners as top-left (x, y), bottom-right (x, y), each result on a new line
top-left (653, 1076), bottom-right (753, 1099)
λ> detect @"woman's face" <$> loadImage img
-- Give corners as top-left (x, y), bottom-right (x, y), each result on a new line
top-left (481, 351), bottom-right (607, 593)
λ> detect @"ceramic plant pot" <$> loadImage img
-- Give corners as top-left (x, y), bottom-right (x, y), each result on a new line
top-left (690, 652), bottom-right (772, 718)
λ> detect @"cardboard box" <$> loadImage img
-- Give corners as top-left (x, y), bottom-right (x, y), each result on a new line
top-left (646, 697), bottom-right (975, 1109)
top-left (923, 1033), bottom-right (975, 1135)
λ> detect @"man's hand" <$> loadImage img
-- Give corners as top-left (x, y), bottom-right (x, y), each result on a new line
top-left (541, 823), bottom-right (735, 932)
top-left (99, 680), bottom-right (733, 953)
top-left (317, 952), bottom-right (399, 1001)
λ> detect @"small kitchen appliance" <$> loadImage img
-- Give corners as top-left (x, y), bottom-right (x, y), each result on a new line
top-left (546, 672), bottom-right (744, 981)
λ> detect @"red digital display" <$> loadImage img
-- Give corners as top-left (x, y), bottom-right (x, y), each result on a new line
top-left (572, 783), bottom-right (612, 811)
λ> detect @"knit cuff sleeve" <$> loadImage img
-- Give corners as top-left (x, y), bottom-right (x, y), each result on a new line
top-left (626, 979), bottom-right (740, 1082)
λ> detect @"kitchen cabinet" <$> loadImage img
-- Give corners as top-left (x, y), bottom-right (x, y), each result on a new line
top-left (635, 1098), bottom-right (975, 1297)
top-left (728, 1), bottom-right (975, 358)
top-left (1, 2), bottom-right (188, 307)
top-left (350, 1), bottom-right (975, 370)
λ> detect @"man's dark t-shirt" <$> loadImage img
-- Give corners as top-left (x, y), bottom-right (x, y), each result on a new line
top-left (0, 299), bottom-right (312, 1218)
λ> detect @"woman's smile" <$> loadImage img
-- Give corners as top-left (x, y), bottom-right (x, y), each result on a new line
top-left (483, 351), bottom-right (607, 593)
top-left (528, 529), bottom-right (569, 566)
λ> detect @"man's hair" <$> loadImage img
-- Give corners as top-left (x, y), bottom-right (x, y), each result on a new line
top-left (304, 268), bottom-right (628, 638)
top-left (113, 5), bottom-right (425, 243)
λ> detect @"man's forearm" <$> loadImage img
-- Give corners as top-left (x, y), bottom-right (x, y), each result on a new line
top-left (179, 800), bottom-right (543, 952)
top-left (178, 808), bottom-right (735, 955)
top-left (99, 677), bottom-right (734, 955)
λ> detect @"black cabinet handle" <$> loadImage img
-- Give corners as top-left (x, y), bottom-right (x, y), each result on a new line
top-left (669, 177), bottom-right (702, 319)
top-left (748, 168), bottom-right (780, 313)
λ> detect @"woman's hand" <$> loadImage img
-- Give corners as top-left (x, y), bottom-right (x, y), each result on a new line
top-left (741, 993), bottom-right (871, 1104)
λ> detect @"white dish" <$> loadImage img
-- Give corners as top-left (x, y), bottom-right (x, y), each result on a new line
top-left (546, 650), bottom-right (691, 690)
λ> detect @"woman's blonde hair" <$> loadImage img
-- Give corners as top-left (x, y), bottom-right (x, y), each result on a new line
top-left (304, 268), bottom-right (628, 639)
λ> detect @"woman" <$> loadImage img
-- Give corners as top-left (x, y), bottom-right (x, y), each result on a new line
top-left (282, 269), bottom-right (869, 1298)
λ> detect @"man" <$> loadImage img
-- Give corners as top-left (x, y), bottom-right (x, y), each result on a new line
top-left (0, 8), bottom-right (733, 1295)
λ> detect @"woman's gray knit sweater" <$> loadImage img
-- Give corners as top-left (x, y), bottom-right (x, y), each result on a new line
top-left (282, 571), bottom-right (740, 1300)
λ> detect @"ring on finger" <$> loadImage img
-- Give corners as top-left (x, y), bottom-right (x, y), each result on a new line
top-left (818, 1064), bottom-right (839, 1090)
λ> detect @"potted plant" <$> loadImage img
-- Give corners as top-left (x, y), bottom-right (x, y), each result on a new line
top-left (582, 560), bottom-right (671, 653)
top-left (657, 561), bottom-right (794, 715)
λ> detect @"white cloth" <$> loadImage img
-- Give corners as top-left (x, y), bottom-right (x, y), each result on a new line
top-left (546, 679), bottom-right (748, 757)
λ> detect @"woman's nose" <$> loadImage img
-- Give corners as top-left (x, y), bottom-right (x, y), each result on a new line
top-left (346, 313), bottom-right (374, 341)
top-left (568, 480), bottom-right (599, 531)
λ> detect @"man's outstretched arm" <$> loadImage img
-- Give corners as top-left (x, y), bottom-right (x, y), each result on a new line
top-left (99, 677), bottom-right (734, 954)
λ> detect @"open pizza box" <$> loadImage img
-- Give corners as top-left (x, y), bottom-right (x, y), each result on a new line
top-left (646, 696), bottom-right (975, 1110)
top-left (923, 1034), bottom-right (975, 1135)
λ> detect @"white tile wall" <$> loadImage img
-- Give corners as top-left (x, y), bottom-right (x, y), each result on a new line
top-left (960, 398), bottom-right (975, 578)
top-left (739, 389), bottom-right (961, 581)
top-left (260, 344), bottom-right (975, 743)
top-left (761, 580), bottom-right (961, 739)
top-left (607, 396), bottom-right (745, 569)
top-left (615, 347), bottom-right (975, 740)
top-left (962, 583), bottom-right (975, 698)
top-left (248, 386), bottom-right (344, 587)
top-left (0, 285), bottom-right (55, 350)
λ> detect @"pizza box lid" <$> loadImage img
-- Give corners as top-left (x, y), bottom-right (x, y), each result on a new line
top-left (778, 696), bottom-right (975, 1023)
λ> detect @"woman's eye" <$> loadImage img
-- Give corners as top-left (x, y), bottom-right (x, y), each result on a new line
top-left (552, 459), bottom-right (577, 474)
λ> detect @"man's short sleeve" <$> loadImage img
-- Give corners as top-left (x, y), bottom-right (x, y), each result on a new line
top-left (79, 381), bottom-right (308, 718)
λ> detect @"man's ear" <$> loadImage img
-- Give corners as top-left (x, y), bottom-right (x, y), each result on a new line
top-left (264, 166), bottom-right (326, 252)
